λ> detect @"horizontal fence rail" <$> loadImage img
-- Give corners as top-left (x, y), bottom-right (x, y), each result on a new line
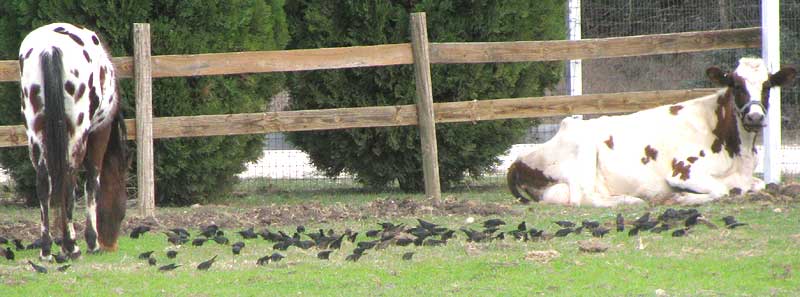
top-left (0, 28), bottom-right (759, 81)
top-left (0, 88), bottom-right (717, 147)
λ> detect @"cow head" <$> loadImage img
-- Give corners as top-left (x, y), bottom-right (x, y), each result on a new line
top-left (706, 58), bottom-right (796, 132)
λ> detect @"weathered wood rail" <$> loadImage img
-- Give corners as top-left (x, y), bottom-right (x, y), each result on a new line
top-left (0, 13), bottom-right (760, 215)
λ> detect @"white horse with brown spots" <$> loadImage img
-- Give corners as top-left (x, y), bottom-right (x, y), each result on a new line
top-left (19, 23), bottom-right (128, 260)
top-left (507, 57), bottom-right (796, 207)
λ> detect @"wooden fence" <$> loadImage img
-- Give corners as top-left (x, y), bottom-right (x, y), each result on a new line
top-left (0, 13), bottom-right (760, 217)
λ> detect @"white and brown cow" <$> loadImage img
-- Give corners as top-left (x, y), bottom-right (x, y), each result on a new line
top-left (507, 57), bottom-right (796, 207)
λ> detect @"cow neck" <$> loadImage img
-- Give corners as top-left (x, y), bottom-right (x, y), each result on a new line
top-left (711, 89), bottom-right (743, 158)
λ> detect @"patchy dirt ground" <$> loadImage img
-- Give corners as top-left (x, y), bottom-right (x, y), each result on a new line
top-left (2, 183), bottom-right (799, 242)
top-left (0, 195), bottom-right (517, 242)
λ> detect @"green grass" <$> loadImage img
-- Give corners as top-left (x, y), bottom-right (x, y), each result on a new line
top-left (1, 185), bottom-right (799, 296)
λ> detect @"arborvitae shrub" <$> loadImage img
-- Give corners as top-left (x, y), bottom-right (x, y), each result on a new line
top-left (284, 0), bottom-right (564, 191)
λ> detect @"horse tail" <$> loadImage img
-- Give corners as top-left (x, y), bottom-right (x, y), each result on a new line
top-left (40, 47), bottom-right (70, 218)
top-left (506, 161), bottom-right (527, 202)
top-left (96, 108), bottom-right (128, 250)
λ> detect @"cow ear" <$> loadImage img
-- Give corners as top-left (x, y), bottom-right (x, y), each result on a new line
top-left (770, 66), bottom-right (797, 88)
top-left (706, 67), bottom-right (732, 86)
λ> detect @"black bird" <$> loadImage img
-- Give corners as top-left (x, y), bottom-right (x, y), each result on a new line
top-left (528, 228), bottom-right (544, 238)
top-left (56, 264), bottom-right (71, 272)
top-left (168, 228), bottom-right (190, 238)
top-left (395, 238), bottom-right (413, 246)
top-left (482, 227), bottom-right (499, 235)
top-left (13, 239), bottom-right (24, 251)
top-left (232, 242), bottom-right (245, 255)
top-left (345, 230), bottom-right (358, 243)
top-left (671, 229), bottom-right (688, 237)
top-left (148, 257), bottom-right (157, 266)
top-left (317, 250), bottom-right (333, 260)
top-left (417, 219), bottom-right (438, 230)
top-left (554, 228), bottom-right (573, 237)
top-left (440, 229), bottom-right (456, 241)
top-left (628, 227), bottom-right (640, 236)
top-left (616, 214), bottom-right (625, 232)
top-left (554, 221), bottom-right (576, 228)
top-left (238, 227), bottom-right (258, 239)
top-left (582, 220), bottom-right (600, 229)
top-left (365, 229), bottom-right (381, 238)
top-left (352, 247), bottom-right (367, 256)
top-left (494, 232), bottom-right (505, 240)
top-left (517, 221), bottom-right (527, 232)
top-left (0, 235), bottom-right (7, 245)
top-left (295, 240), bottom-right (315, 250)
top-left (197, 255), bottom-right (217, 271)
top-left (213, 235), bottom-right (230, 245)
top-left (658, 208), bottom-right (680, 222)
top-left (130, 226), bottom-right (151, 239)
top-left (685, 213), bottom-right (702, 228)
top-left (164, 231), bottom-right (189, 245)
top-left (27, 238), bottom-right (43, 250)
top-left (423, 238), bottom-right (446, 247)
top-left (138, 251), bottom-right (155, 260)
top-left (402, 252), bottom-right (414, 261)
top-left (573, 226), bottom-right (584, 235)
top-left (1, 247), bottom-right (14, 260)
top-left (296, 225), bottom-right (306, 234)
top-left (329, 235), bottom-right (345, 250)
top-left (270, 252), bottom-right (285, 263)
top-left (258, 229), bottom-right (282, 242)
top-left (637, 220), bottom-right (659, 231)
top-left (634, 212), bottom-right (651, 226)
top-left (166, 250), bottom-right (178, 259)
top-left (408, 227), bottom-right (432, 239)
top-left (158, 263), bottom-right (180, 271)
top-left (192, 238), bottom-right (207, 247)
top-left (357, 240), bottom-right (378, 250)
top-left (28, 260), bottom-right (47, 273)
top-left (273, 241), bottom-right (292, 251)
top-left (200, 224), bottom-right (219, 238)
top-left (722, 216), bottom-right (747, 229)
top-left (591, 227), bottom-right (610, 238)
top-left (483, 219), bottom-right (506, 229)
top-left (345, 253), bottom-right (363, 262)
top-left (461, 228), bottom-right (489, 243)
top-left (257, 255), bottom-right (271, 266)
top-left (54, 253), bottom-right (68, 264)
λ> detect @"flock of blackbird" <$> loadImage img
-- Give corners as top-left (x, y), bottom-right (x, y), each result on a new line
top-left (1, 207), bottom-right (748, 273)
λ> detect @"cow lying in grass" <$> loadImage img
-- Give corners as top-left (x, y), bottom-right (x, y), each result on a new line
top-left (507, 57), bottom-right (796, 206)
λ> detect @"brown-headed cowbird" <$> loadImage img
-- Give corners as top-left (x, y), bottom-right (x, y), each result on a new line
top-left (158, 263), bottom-right (180, 271)
top-left (28, 260), bottom-right (47, 273)
top-left (138, 251), bottom-right (155, 260)
top-left (197, 255), bottom-right (217, 271)
top-left (317, 250), bottom-right (333, 260)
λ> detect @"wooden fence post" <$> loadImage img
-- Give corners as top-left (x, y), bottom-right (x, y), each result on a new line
top-left (134, 23), bottom-right (156, 217)
top-left (410, 13), bottom-right (441, 200)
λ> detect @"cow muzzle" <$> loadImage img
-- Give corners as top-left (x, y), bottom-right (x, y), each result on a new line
top-left (738, 100), bottom-right (766, 132)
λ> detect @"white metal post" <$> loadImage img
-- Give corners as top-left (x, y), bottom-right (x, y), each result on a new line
top-left (762, 0), bottom-right (781, 183)
top-left (567, 0), bottom-right (583, 120)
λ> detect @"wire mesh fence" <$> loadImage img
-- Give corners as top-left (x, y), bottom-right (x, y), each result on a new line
top-left (237, 1), bottom-right (800, 189)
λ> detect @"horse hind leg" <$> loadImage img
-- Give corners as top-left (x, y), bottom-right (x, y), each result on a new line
top-left (60, 169), bottom-right (81, 259)
top-left (83, 124), bottom-right (111, 252)
top-left (34, 161), bottom-right (54, 261)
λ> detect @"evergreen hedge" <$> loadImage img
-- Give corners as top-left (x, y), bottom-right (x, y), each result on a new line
top-left (284, 0), bottom-right (565, 191)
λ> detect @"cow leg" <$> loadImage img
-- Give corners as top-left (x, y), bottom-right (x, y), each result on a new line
top-left (565, 144), bottom-right (599, 206)
top-left (667, 173), bottom-right (728, 205)
top-left (35, 163), bottom-right (53, 261)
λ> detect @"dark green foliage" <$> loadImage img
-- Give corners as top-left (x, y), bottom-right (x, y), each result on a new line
top-left (0, 0), bottom-right (288, 205)
top-left (284, 0), bottom-right (564, 191)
